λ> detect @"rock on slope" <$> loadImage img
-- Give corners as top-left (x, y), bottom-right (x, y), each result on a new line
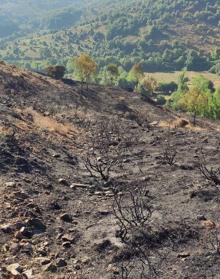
top-left (0, 63), bottom-right (220, 278)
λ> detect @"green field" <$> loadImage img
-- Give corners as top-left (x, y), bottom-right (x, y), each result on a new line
top-left (145, 71), bottom-right (220, 89)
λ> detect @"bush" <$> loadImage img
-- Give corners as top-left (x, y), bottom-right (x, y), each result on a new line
top-left (45, 65), bottom-right (66, 79)
top-left (209, 61), bottom-right (220, 75)
top-left (156, 95), bottom-right (166, 105)
top-left (157, 81), bottom-right (178, 94)
top-left (118, 78), bottom-right (136, 92)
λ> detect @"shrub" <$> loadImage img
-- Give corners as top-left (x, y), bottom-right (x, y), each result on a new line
top-left (156, 95), bottom-right (166, 105)
top-left (106, 64), bottom-right (119, 85)
top-left (118, 78), bottom-right (136, 92)
top-left (45, 65), bottom-right (65, 79)
top-left (157, 81), bottom-right (178, 94)
top-left (209, 61), bottom-right (220, 75)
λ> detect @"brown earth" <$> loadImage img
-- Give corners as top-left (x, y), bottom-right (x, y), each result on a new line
top-left (0, 62), bottom-right (220, 279)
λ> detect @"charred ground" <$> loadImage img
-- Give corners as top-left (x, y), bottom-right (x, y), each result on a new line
top-left (0, 63), bottom-right (220, 278)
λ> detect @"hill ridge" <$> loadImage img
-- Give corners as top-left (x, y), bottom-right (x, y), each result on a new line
top-left (1, 0), bottom-right (220, 74)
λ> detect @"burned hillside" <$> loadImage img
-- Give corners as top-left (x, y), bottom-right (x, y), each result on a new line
top-left (0, 64), bottom-right (220, 279)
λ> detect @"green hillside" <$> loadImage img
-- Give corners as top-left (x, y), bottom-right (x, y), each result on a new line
top-left (0, 0), bottom-right (101, 38)
top-left (0, 0), bottom-right (220, 73)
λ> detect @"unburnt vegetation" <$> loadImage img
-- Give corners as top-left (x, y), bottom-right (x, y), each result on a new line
top-left (1, 0), bottom-right (220, 76)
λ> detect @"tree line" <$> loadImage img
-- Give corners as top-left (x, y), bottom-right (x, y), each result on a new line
top-left (168, 73), bottom-right (220, 124)
top-left (2, 0), bottom-right (220, 75)
top-left (45, 53), bottom-right (220, 123)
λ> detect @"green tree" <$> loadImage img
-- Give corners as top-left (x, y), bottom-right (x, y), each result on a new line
top-left (66, 58), bottom-right (75, 74)
top-left (141, 75), bottom-right (157, 95)
top-left (169, 72), bottom-right (188, 110)
top-left (157, 82), bottom-right (177, 94)
top-left (181, 87), bottom-right (208, 125)
top-left (75, 53), bottom-right (97, 90)
top-left (211, 48), bottom-right (220, 60)
top-left (135, 75), bottom-right (157, 98)
top-left (212, 89), bottom-right (220, 119)
top-left (185, 50), bottom-right (210, 71)
top-left (128, 63), bottom-right (144, 83)
top-left (106, 64), bottom-right (119, 85)
top-left (177, 72), bottom-right (188, 93)
top-left (192, 75), bottom-right (213, 93)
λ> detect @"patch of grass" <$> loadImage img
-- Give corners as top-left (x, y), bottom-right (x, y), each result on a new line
top-left (23, 108), bottom-right (77, 136)
top-left (145, 71), bottom-right (220, 89)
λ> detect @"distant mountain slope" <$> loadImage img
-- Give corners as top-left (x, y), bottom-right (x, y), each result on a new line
top-left (1, 0), bottom-right (220, 72)
top-left (0, 0), bottom-right (119, 37)
top-left (0, 0), bottom-right (83, 19)
top-left (0, 0), bottom-right (94, 38)
top-left (0, 15), bottom-right (19, 37)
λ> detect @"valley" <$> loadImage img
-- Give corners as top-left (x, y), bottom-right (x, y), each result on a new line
top-left (0, 0), bottom-right (220, 74)
top-left (1, 1), bottom-right (220, 278)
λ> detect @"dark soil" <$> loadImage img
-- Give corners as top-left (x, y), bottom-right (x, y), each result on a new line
top-left (0, 63), bottom-right (220, 279)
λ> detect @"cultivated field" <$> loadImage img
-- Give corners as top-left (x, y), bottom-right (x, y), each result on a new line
top-left (145, 71), bottom-right (220, 88)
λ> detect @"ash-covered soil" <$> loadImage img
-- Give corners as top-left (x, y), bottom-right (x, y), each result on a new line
top-left (0, 63), bottom-right (220, 279)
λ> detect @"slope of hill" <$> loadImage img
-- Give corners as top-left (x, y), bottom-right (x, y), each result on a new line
top-left (0, 0), bottom-right (123, 39)
top-left (1, 63), bottom-right (220, 278)
top-left (0, 0), bottom-right (220, 73)
top-left (0, 0), bottom-right (104, 39)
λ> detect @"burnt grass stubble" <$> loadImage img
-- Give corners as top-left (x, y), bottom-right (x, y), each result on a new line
top-left (1, 68), bottom-right (220, 278)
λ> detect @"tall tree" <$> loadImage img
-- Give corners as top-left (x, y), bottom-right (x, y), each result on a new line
top-left (128, 63), bottom-right (144, 82)
top-left (141, 75), bottom-right (158, 95)
top-left (182, 87), bottom-right (208, 126)
top-left (177, 72), bottom-right (188, 93)
top-left (106, 64), bottom-right (119, 85)
top-left (75, 53), bottom-right (96, 90)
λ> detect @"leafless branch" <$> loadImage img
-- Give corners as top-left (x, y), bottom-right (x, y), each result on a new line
top-left (113, 187), bottom-right (152, 243)
top-left (82, 117), bottom-right (130, 182)
top-left (161, 142), bottom-right (177, 166)
top-left (198, 149), bottom-right (220, 186)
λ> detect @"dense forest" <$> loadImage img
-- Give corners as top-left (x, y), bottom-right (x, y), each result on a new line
top-left (0, 0), bottom-right (220, 74)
